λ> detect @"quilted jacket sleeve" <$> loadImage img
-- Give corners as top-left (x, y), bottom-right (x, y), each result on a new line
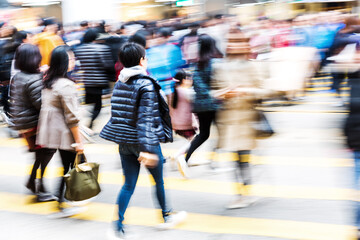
top-left (26, 74), bottom-right (43, 111)
top-left (136, 82), bottom-right (159, 153)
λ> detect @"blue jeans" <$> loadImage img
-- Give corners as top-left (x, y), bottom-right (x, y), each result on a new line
top-left (354, 151), bottom-right (360, 229)
top-left (116, 144), bottom-right (170, 231)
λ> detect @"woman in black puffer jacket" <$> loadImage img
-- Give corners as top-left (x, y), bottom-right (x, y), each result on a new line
top-left (10, 44), bottom-right (57, 202)
top-left (101, 43), bottom-right (186, 238)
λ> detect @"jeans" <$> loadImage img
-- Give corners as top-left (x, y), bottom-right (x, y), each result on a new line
top-left (116, 144), bottom-right (170, 231)
top-left (354, 151), bottom-right (360, 229)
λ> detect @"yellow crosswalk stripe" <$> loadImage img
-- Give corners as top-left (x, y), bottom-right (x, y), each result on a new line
top-left (308, 81), bottom-right (347, 86)
top-left (306, 92), bottom-right (349, 97)
top-left (0, 162), bottom-right (356, 200)
top-left (306, 87), bottom-right (350, 91)
top-left (0, 192), bottom-right (355, 240)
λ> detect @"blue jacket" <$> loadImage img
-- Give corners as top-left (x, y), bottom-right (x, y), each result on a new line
top-left (100, 74), bottom-right (171, 153)
top-left (146, 43), bottom-right (185, 81)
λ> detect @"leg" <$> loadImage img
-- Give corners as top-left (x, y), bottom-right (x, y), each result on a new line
top-left (89, 94), bottom-right (102, 129)
top-left (237, 150), bottom-right (251, 187)
top-left (1, 85), bottom-right (9, 116)
top-left (38, 148), bottom-right (57, 193)
top-left (116, 145), bottom-right (141, 231)
top-left (27, 148), bottom-right (56, 193)
top-left (354, 151), bottom-right (360, 230)
top-left (147, 145), bottom-right (170, 218)
top-left (57, 150), bottom-right (77, 204)
top-left (185, 111), bottom-right (216, 162)
top-left (331, 72), bottom-right (345, 95)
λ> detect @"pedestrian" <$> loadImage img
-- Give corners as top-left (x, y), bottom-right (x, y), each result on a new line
top-left (36, 45), bottom-right (84, 216)
top-left (211, 30), bottom-right (274, 209)
top-left (344, 69), bottom-right (360, 239)
top-left (100, 42), bottom-right (186, 239)
top-left (146, 27), bottom-right (185, 96)
top-left (169, 69), bottom-right (198, 174)
top-left (33, 18), bottom-right (64, 67)
top-left (74, 28), bottom-right (115, 130)
top-left (177, 34), bottom-right (222, 178)
top-left (0, 25), bottom-right (18, 118)
top-left (9, 43), bottom-right (57, 201)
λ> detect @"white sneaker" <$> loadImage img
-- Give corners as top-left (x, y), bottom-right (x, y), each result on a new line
top-left (48, 206), bottom-right (87, 219)
top-left (176, 156), bottom-right (190, 178)
top-left (188, 158), bottom-right (211, 167)
top-left (169, 157), bottom-right (178, 171)
top-left (227, 196), bottom-right (258, 209)
top-left (157, 211), bottom-right (187, 230)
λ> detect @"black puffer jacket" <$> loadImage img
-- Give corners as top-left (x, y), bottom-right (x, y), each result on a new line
top-left (100, 74), bottom-right (171, 153)
top-left (344, 75), bottom-right (360, 150)
top-left (9, 72), bottom-right (42, 130)
top-left (74, 43), bottom-right (115, 88)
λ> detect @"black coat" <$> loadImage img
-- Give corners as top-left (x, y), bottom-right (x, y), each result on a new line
top-left (9, 72), bottom-right (42, 130)
top-left (345, 74), bottom-right (360, 150)
top-left (74, 43), bottom-right (115, 89)
top-left (100, 74), bottom-right (172, 153)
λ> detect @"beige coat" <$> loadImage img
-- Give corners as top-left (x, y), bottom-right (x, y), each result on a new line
top-left (36, 78), bottom-right (80, 151)
top-left (212, 59), bottom-right (273, 152)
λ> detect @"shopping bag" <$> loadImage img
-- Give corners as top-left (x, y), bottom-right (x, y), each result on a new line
top-left (64, 153), bottom-right (101, 201)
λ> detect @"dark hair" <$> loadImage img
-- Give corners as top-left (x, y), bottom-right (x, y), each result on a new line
top-left (83, 28), bottom-right (98, 43)
top-left (43, 45), bottom-right (71, 89)
top-left (198, 34), bottom-right (223, 70)
top-left (15, 44), bottom-right (42, 73)
top-left (43, 18), bottom-right (56, 26)
top-left (172, 69), bottom-right (187, 109)
top-left (80, 21), bottom-right (88, 27)
top-left (12, 31), bottom-right (28, 43)
top-left (197, 34), bottom-right (217, 70)
top-left (159, 27), bottom-right (173, 38)
top-left (119, 42), bottom-right (145, 68)
top-left (129, 33), bottom-right (146, 48)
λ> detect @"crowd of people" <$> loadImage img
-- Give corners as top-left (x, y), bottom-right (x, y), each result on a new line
top-left (2, 10), bottom-right (360, 239)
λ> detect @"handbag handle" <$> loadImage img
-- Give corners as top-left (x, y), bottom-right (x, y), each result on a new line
top-left (73, 153), bottom-right (87, 168)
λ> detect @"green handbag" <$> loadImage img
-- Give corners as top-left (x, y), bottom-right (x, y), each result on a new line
top-left (64, 153), bottom-right (101, 201)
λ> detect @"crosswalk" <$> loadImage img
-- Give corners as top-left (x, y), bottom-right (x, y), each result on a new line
top-left (0, 74), bottom-right (359, 240)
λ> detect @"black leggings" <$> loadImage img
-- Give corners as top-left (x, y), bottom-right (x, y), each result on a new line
top-left (28, 148), bottom-right (53, 193)
top-left (40, 148), bottom-right (77, 203)
top-left (185, 111), bottom-right (216, 162)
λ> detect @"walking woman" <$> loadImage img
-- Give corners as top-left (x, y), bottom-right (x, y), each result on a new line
top-left (177, 34), bottom-right (222, 178)
top-left (211, 30), bottom-right (275, 209)
top-left (9, 43), bottom-right (56, 202)
top-left (36, 45), bottom-right (84, 215)
top-left (101, 43), bottom-right (186, 239)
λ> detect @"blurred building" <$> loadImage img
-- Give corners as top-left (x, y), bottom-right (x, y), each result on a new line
top-left (0, 0), bottom-right (358, 28)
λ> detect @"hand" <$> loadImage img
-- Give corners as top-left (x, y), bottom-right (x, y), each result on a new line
top-left (138, 152), bottom-right (159, 168)
top-left (71, 143), bottom-right (84, 153)
top-left (39, 65), bottom-right (49, 73)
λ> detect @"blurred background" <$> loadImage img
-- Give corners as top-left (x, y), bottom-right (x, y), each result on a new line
top-left (2, 0), bottom-right (360, 240)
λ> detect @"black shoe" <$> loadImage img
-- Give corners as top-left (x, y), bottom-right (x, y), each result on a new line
top-left (37, 192), bottom-right (58, 202)
top-left (26, 179), bottom-right (36, 194)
